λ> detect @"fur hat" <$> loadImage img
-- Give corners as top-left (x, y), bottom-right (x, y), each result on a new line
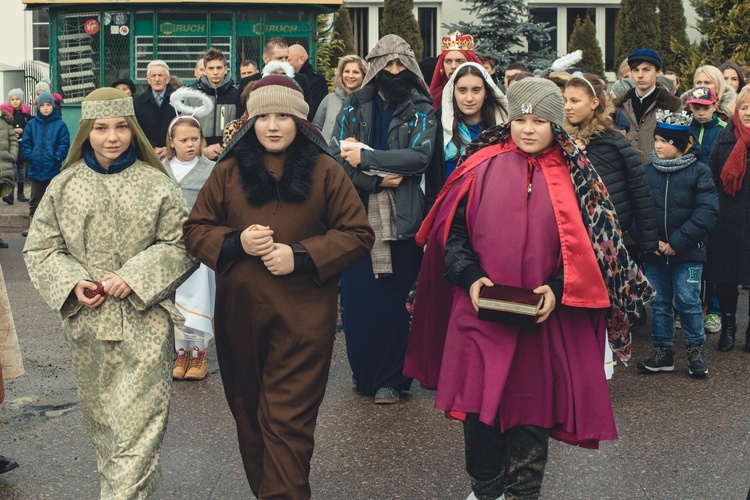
top-left (627, 48), bottom-right (662, 70)
top-left (35, 81), bottom-right (51, 95)
top-left (506, 77), bottom-right (565, 127)
top-left (246, 74), bottom-right (309, 121)
top-left (36, 92), bottom-right (54, 108)
top-left (7, 88), bottom-right (24, 102)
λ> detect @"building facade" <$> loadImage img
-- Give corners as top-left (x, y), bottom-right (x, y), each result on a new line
top-left (2, 0), bottom-right (703, 84)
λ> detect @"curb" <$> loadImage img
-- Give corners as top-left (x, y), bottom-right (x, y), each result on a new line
top-left (0, 213), bottom-right (29, 229)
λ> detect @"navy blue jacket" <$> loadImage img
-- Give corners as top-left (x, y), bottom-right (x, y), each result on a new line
top-left (642, 153), bottom-right (718, 265)
top-left (22, 108), bottom-right (70, 181)
top-left (690, 115), bottom-right (726, 163)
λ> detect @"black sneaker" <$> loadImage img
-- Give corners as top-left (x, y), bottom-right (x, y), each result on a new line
top-left (686, 345), bottom-right (708, 378)
top-left (636, 346), bottom-right (675, 373)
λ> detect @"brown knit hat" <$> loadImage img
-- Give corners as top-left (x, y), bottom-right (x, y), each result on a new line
top-left (246, 75), bottom-right (309, 121)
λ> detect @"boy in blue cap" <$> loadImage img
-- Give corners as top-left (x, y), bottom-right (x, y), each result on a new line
top-left (612, 49), bottom-right (682, 164)
top-left (686, 86), bottom-right (727, 334)
top-left (637, 111), bottom-right (719, 378)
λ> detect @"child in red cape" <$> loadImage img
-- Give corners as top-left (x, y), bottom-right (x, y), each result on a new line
top-left (404, 77), bottom-right (653, 499)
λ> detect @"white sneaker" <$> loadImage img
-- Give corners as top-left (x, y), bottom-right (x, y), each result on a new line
top-left (466, 492), bottom-right (504, 500)
top-left (704, 313), bottom-right (721, 334)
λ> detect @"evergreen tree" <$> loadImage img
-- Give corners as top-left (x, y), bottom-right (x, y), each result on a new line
top-left (380, 0), bottom-right (423, 61)
top-left (724, 0), bottom-right (750, 64)
top-left (673, 0), bottom-right (750, 79)
top-left (444, 0), bottom-right (555, 71)
top-left (329, 8), bottom-right (356, 69)
top-left (670, 37), bottom-right (708, 90)
top-left (568, 12), bottom-right (605, 79)
top-left (690, 0), bottom-right (750, 64)
top-left (657, 0), bottom-right (689, 73)
top-left (315, 13), bottom-right (337, 91)
top-left (689, 0), bottom-right (731, 62)
top-left (615, 0), bottom-right (659, 66)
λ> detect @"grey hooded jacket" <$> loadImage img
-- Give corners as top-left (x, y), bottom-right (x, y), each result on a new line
top-left (331, 84), bottom-right (437, 239)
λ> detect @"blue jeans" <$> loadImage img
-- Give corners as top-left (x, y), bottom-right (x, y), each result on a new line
top-left (645, 262), bottom-right (706, 348)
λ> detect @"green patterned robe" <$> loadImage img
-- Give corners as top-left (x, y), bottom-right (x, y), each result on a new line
top-left (23, 159), bottom-right (198, 500)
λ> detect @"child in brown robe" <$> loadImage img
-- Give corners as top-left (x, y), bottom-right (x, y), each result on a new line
top-left (183, 74), bottom-right (374, 499)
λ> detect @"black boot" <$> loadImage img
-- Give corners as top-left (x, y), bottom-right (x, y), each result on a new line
top-left (17, 182), bottom-right (28, 202)
top-left (718, 313), bottom-right (736, 352)
top-left (0, 238), bottom-right (7, 249)
top-left (2, 190), bottom-right (13, 204)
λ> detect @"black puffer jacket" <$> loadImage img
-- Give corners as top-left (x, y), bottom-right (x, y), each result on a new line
top-left (585, 129), bottom-right (659, 251)
top-left (706, 123), bottom-right (750, 284)
top-left (642, 153), bottom-right (718, 266)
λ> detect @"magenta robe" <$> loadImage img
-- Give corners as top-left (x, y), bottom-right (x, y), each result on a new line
top-left (404, 143), bottom-right (617, 449)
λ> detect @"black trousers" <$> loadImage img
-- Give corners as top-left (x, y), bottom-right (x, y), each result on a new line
top-left (463, 414), bottom-right (549, 500)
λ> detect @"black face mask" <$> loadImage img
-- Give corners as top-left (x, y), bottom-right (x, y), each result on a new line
top-left (375, 69), bottom-right (418, 105)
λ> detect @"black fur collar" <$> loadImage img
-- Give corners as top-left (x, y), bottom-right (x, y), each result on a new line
top-left (233, 134), bottom-right (317, 206)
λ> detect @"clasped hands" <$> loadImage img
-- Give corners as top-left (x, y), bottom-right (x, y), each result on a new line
top-left (655, 240), bottom-right (675, 256)
top-left (74, 273), bottom-right (132, 309)
top-left (240, 225), bottom-right (294, 276)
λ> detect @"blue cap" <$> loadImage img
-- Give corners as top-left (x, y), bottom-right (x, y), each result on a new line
top-left (628, 48), bottom-right (662, 70)
top-left (37, 92), bottom-right (54, 108)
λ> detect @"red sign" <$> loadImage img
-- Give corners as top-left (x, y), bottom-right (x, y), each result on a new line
top-left (84, 19), bottom-right (100, 35)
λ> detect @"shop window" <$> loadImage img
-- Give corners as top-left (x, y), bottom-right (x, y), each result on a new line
top-left (606, 8), bottom-right (619, 72)
top-left (349, 8), bottom-right (368, 58)
top-left (32, 9), bottom-right (50, 64)
top-left (529, 8), bottom-right (557, 55)
top-left (56, 11), bottom-right (99, 102)
top-left (567, 8), bottom-right (595, 42)
top-left (102, 10), bottom-right (133, 88)
top-left (418, 7), bottom-right (437, 58)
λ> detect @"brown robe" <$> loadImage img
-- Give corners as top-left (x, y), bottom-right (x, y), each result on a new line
top-left (184, 145), bottom-right (373, 499)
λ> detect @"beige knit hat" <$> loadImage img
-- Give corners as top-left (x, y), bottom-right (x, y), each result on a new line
top-left (246, 74), bottom-right (309, 121)
top-left (506, 77), bottom-right (565, 127)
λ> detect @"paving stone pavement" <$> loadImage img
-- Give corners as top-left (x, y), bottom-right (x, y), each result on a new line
top-left (1, 225), bottom-right (749, 499)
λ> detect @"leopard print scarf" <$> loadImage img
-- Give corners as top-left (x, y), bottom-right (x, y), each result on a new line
top-left (460, 123), bottom-right (655, 363)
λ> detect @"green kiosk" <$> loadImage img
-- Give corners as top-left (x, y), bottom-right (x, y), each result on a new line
top-left (23, 0), bottom-right (340, 132)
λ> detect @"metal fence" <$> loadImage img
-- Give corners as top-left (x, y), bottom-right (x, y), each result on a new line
top-left (20, 60), bottom-right (48, 114)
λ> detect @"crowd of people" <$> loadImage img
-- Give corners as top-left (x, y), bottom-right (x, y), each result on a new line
top-left (1, 32), bottom-right (750, 499)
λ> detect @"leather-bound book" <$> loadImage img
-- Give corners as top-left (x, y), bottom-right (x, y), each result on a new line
top-left (477, 284), bottom-right (543, 328)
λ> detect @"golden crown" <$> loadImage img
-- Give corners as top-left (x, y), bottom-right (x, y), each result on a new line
top-left (441, 33), bottom-right (474, 52)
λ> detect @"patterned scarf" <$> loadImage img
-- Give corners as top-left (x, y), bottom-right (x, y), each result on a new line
top-left (460, 123), bottom-right (655, 363)
top-left (720, 111), bottom-right (750, 197)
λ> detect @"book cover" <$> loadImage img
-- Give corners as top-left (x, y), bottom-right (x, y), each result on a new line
top-left (477, 284), bottom-right (543, 327)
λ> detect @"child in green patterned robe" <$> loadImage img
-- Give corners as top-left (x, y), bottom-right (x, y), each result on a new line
top-left (23, 88), bottom-right (197, 499)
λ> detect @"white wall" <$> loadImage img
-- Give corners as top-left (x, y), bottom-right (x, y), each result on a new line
top-left (0, 2), bottom-right (31, 67)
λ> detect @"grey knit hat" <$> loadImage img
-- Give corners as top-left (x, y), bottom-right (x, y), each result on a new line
top-left (35, 81), bottom-right (51, 94)
top-left (7, 88), bottom-right (24, 101)
top-left (611, 78), bottom-right (635, 98)
top-left (505, 77), bottom-right (564, 127)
